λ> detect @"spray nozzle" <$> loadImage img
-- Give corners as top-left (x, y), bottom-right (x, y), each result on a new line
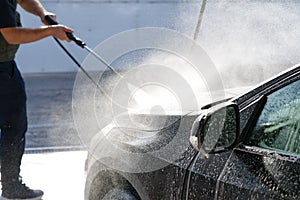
top-left (44, 15), bottom-right (86, 48)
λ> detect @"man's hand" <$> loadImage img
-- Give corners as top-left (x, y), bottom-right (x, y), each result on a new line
top-left (15, 0), bottom-right (74, 43)
top-left (48, 25), bottom-right (74, 42)
top-left (41, 11), bottom-right (56, 25)
top-left (18, 0), bottom-right (57, 25)
top-left (0, 0), bottom-right (74, 44)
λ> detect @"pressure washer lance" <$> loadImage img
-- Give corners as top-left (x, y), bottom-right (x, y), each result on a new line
top-left (44, 15), bottom-right (125, 95)
top-left (45, 15), bottom-right (151, 103)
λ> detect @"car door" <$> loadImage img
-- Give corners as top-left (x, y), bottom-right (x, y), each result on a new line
top-left (216, 78), bottom-right (300, 199)
top-left (185, 151), bottom-right (232, 199)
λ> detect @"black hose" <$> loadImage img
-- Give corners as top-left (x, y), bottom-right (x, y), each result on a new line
top-left (45, 16), bottom-right (105, 93)
top-left (52, 37), bottom-right (104, 93)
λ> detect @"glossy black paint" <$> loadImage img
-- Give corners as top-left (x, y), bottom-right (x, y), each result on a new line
top-left (85, 65), bottom-right (300, 200)
top-left (217, 147), bottom-right (300, 200)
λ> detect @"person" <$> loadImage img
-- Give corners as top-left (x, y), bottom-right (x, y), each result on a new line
top-left (0, 0), bottom-right (73, 199)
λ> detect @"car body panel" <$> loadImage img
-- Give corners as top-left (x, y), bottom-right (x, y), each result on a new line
top-left (217, 147), bottom-right (300, 200)
top-left (85, 113), bottom-right (200, 199)
top-left (85, 64), bottom-right (300, 200)
top-left (185, 152), bottom-right (232, 199)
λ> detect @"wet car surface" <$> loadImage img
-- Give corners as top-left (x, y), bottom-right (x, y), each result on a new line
top-left (84, 64), bottom-right (300, 200)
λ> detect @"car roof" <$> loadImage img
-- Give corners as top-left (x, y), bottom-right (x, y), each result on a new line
top-left (233, 63), bottom-right (300, 106)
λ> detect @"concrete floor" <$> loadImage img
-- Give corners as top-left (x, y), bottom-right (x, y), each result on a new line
top-left (24, 72), bottom-right (82, 148)
top-left (0, 73), bottom-right (92, 199)
top-left (19, 151), bottom-right (87, 200)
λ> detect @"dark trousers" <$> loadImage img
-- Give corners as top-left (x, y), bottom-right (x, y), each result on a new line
top-left (0, 60), bottom-right (27, 189)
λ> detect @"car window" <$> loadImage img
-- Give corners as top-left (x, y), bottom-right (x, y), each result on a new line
top-left (247, 79), bottom-right (300, 156)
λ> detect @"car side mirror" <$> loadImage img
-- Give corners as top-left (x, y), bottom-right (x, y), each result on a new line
top-left (190, 102), bottom-right (239, 156)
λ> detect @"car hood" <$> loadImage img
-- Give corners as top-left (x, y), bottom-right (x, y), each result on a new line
top-left (87, 110), bottom-right (201, 173)
top-left (112, 86), bottom-right (252, 131)
top-left (127, 86), bottom-right (252, 115)
top-left (86, 86), bottom-right (252, 172)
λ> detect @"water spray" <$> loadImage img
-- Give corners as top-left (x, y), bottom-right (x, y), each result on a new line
top-left (45, 15), bottom-right (152, 103)
top-left (45, 16), bottom-right (123, 77)
top-left (45, 0), bottom-right (208, 106)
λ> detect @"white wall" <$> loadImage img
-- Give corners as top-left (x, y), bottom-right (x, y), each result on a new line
top-left (17, 0), bottom-right (198, 73)
top-left (16, 0), bottom-right (300, 76)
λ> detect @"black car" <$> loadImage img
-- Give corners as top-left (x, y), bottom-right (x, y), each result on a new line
top-left (84, 64), bottom-right (300, 200)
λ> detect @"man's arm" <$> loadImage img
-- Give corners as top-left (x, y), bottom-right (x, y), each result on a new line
top-left (0, 0), bottom-right (73, 44)
top-left (0, 26), bottom-right (73, 44)
top-left (18, 0), bottom-right (54, 24)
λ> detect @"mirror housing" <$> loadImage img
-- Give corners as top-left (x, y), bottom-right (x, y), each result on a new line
top-left (190, 102), bottom-right (240, 156)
